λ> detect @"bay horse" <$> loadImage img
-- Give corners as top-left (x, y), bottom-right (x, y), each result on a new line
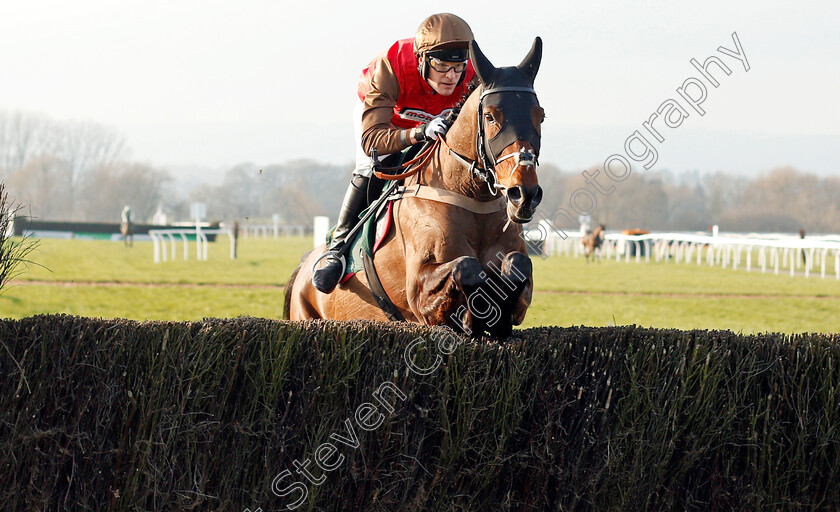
top-left (582, 224), bottom-right (605, 262)
top-left (285, 38), bottom-right (544, 338)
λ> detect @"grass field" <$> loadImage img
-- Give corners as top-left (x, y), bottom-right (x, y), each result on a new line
top-left (2, 236), bottom-right (838, 333)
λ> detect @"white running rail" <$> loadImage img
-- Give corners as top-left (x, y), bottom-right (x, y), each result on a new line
top-left (542, 231), bottom-right (840, 279)
top-left (149, 228), bottom-right (235, 263)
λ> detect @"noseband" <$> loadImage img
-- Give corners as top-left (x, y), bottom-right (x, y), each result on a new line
top-left (445, 85), bottom-right (540, 196)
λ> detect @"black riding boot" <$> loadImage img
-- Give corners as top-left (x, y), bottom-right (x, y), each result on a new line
top-left (312, 174), bottom-right (374, 293)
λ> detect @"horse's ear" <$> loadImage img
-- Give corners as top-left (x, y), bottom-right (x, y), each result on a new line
top-left (518, 36), bottom-right (542, 83)
top-left (470, 40), bottom-right (495, 85)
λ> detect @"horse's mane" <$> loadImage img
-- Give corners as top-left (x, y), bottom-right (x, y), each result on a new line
top-left (448, 82), bottom-right (479, 131)
top-left (438, 81), bottom-right (483, 165)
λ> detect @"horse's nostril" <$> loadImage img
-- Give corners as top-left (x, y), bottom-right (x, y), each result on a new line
top-left (507, 186), bottom-right (523, 205)
top-left (532, 186), bottom-right (543, 207)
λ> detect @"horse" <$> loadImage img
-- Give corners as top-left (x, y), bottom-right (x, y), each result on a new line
top-left (285, 38), bottom-right (544, 338)
top-left (120, 208), bottom-right (133, 248)
top-left (582, 224), bottom-right (605, 262)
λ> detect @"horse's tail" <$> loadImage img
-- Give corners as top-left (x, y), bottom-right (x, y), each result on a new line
top-left (283, 251), bottom-right (311, 320)
top-left (282, 265), bottom-right (300, 320)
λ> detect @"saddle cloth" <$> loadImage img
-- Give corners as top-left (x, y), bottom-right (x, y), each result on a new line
top-left (323, 191), bottom-right (394, 286)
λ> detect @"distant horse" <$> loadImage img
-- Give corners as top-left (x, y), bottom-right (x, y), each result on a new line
top-left (582, 224), bottom-right (605, 262)
top-left (120, 207), bottom-right (133, 248)
top-left (285, 38), bottom-right (545, 338)
top-left (799, 228), bottom-right (806, 266)
top-left (120, 220), bottom-right (133, 247)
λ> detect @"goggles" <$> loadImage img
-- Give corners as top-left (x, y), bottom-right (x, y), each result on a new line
top-left (428, 56), bottom-right (467, 74)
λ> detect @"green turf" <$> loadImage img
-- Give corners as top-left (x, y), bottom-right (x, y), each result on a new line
top-left (532, 251), bottom-right (840, 297)
top-left (2, 236), bottom-right (838, 334)
top-left (12, 236), bottom-right (312, 285)
top-left (521, 292), bottom-right (839, 334)
top-left (1, 283), bottom-right (284, 320)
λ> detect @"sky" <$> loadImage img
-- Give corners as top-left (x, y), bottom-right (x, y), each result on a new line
top-left (1, 0), bottom-right (838, 180)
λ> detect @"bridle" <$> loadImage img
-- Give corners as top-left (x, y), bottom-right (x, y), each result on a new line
top-left (442, 138), bottom-right (538, 196)
top-left (442, 85), bottom-right (541, 196)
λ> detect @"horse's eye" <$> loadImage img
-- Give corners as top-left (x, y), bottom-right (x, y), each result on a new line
top-left (484, 113), bottom-right (496, 125)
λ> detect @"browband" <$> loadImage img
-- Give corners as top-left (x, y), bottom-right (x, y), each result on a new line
top-left (479, 86), bottom-right (537, 100)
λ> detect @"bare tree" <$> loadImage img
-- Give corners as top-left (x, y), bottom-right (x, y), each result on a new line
top-left (77, 162), bottom-right (171, 222)
top-left (270, 178), bottom-right (323, 225)
top-left (189, 160), bottom-right (351, 224)
top-left (50, 121), bottom-right (127, 218)
top-left (0, 110), bottom-right (51, 178)
top-left (1, 111), bottom-right (128, 219)
top-left (661, 182), bottom-right (711, 231)
top-left (702, 171), bottom-right (748, 222)
top-left (6, 156), bottom-right (72, 220)
top-left (705, 167), bottom-right (840, 233)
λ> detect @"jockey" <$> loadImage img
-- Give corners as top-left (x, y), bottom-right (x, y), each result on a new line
top-left (313, 12), bottom-right (476, 293)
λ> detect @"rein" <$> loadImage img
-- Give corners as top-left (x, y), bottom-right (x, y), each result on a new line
top-left (373, 139), bottom-right (440, 181)
top-left (438, 136), bottom-right (501, 194)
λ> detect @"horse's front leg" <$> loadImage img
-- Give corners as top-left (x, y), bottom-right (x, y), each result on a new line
top-left (484, 251), bottom-right (533, 338)
top-left (461, 251), bottom-right (532, 338)
top-left (414, 256), bottom-right (494, 334)
top-left (415, 255), bottom-right (522, 336)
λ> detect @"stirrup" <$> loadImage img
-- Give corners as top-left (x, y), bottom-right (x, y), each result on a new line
top-left (311, 249), bottom-right (347, 277)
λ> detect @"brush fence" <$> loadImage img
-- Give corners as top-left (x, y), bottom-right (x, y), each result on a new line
top-left (1, 316), bottom-right (838, 511)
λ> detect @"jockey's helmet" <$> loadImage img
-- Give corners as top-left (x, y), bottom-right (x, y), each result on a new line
top-left (414, 13), bottom-right (473, 83)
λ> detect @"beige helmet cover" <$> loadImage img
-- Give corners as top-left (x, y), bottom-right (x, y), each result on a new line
top-left (413, 13), bottom-right (474, 54)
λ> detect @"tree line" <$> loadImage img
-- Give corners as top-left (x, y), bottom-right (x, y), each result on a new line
top-left (1, 110), bottom-right (167, 222)
top-left (2, 110), bottom-right (837, 233)
top-left (196, 162), bottom-right (838, 234)
top-left (536, 164), bottom-right (839, 234)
